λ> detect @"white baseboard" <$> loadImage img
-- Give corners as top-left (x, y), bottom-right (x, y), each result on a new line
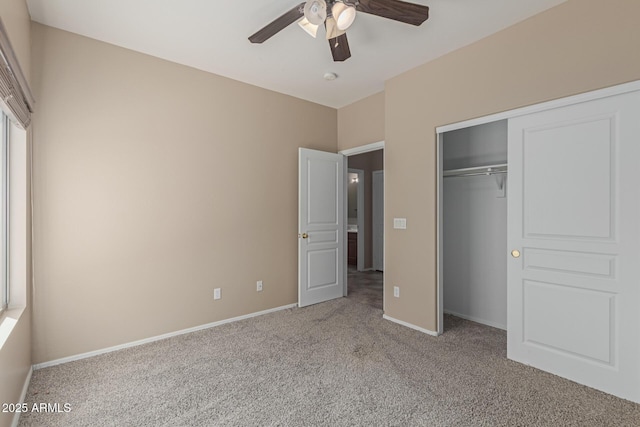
top-left (383, 314), bottom-right (439, 336)
top-left (443, 309), bottom-right (506, 331)
top-left (11, 366), bottom-right (32, 427)
top-left (33, 303), bottom-right (298, 370)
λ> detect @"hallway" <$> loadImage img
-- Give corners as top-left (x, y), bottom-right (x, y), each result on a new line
top-left (347, 267), bottom-right (383, 309)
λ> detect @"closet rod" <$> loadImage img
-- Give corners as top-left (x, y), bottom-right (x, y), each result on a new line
top-left (443, 163), bottom-right (508, 178)
top-left (445, 170), bottom-right (507, 178)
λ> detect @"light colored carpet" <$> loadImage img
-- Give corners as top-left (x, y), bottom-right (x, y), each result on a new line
top-left (20, 290), bottom-right (640, 426)
top-left (347, 267), bottom-right (383, 309)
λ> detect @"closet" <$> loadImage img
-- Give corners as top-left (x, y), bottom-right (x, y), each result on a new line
top-left (434, 82), bottom-right (640, 403)
top-left (441, 120), bottom-right (507, 330)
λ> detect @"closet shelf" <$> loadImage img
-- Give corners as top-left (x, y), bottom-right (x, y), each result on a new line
top-left (443, 163), bottom-right (507, 178)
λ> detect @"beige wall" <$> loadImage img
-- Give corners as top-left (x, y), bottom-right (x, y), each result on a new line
top-left (347, 150), bottom-right (383, 269)
top-left (383, 0), bottom-right (640, 331)
top-left (31, 24), bottom-right (337, 363)
top-left (0, 311), bottom-right (31, 427)
top-left (0, 1), bottom-right (32, 427)
top-left (0, 0), bottom-right (30, 80)
top-left (25, 0), bottom-right (640, 366)
top-left (338, 91), bottom-right (384, 150)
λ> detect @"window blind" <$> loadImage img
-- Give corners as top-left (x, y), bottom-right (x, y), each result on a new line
top-left (0, 17), bottom-right (34, 129)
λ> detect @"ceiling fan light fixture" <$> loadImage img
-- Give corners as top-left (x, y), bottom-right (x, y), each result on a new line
top-left (325, 16), bottom-right (346, 40)
top-left (331, 2), bottom-right (356, 30)
top-left (303, 0), bottom-right (327, 26)
top-left (298, 17), bottom-right (319, 38)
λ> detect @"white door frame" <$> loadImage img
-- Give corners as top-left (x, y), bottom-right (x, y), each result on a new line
top-left (436, 79), bottom-right (640, 336)
top-left (436, 133), bottom-right (444, 335)
top-left (372, 170), bottom-right (384, 272)
top-left (339, 141), bottom-right (385, 296)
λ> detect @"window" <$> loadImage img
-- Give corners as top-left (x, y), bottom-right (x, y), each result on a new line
top-left (0, 15), bottom-right (32, 319)
top-left (0, 112), bottom-right (7, 315)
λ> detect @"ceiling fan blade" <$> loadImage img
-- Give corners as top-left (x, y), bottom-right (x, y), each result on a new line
top-left (329, 33), bottom-right (351, 62)
top-left (356, 0), bottom-right (429, 26)
top-left (249, 2), bottom-right (306, 43)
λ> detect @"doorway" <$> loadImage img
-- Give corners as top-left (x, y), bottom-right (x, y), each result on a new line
top-left (341, 141), bottom-right (385, 309)
top-left (347, 168), bottom-right (365, 271)
top-left (439, 120), bottom-right (508, 333)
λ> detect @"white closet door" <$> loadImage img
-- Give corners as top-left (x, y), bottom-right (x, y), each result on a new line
top-left (507, 90), bottom-right (640, 402)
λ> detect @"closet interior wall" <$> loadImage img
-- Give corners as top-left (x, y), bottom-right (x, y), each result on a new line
top-left (442, 120), bottom-right (508, 330)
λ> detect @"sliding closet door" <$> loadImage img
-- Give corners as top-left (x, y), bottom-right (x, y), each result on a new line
top-left (507, 90), bottom-right (640, 403)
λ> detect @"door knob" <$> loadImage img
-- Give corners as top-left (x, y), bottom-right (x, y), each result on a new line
top-left (511, 249), bottom-right (521, 258)
top-left (300, 233), bottom-right (309, 239)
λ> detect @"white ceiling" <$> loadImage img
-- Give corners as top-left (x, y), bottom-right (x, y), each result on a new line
top-left (26, 0), bottom-right (566, 108)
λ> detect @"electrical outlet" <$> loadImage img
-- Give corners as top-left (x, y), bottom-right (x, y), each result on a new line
top-left (257, 280), bottom-right (263, 292)
top-left (214, 288), bottom-right (221, 300)
top-left (393, 286), bottom-right (400, 298)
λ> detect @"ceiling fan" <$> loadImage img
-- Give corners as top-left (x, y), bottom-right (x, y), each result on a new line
top-left (249, 0), bottom-right (430, 62)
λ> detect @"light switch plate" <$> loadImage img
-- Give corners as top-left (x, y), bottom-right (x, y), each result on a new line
top-left (393, 218), bottom-right (407, 229)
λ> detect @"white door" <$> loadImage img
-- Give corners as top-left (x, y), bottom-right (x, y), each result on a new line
top-left (507, 90), bottom-right (640, 402)
top-left (372, 170), bottom-right (384, 271)
top-left (298, 148), bottom-right (345, 307)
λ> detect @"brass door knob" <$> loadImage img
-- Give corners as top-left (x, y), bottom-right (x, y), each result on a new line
top-left (511, 249), bottom-right (521, 258)
top-left (300, 233), bottom-right (309, 239)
